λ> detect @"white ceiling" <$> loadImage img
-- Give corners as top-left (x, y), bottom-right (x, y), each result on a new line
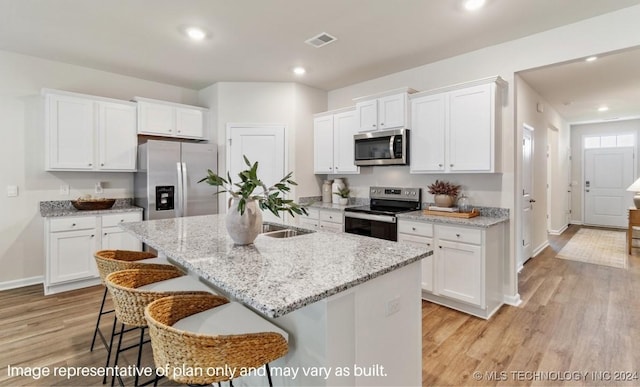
top-left (519, 47), bottom-right (640, 123)
top-left (1, 0), bottom-right (639, 92)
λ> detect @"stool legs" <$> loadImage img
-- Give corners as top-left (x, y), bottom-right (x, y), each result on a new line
top-left (103, 316), bottom-right (119, 384)
top-left (91, 287), bottom-right (114, 352)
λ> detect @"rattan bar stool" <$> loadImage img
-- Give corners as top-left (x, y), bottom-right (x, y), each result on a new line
top-left (144, 294), bottom-right (289, 387)
top-left (105, 268), bottom-right (220, 387)
top-left (92, 250), bottom-right (174, 352)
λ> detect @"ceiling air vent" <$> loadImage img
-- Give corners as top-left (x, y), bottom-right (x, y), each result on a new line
top-left (305, 32), bottom-right (337, 48)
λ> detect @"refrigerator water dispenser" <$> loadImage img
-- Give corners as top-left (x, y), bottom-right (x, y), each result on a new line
top-left (155, 186), bottom-right (174, 211)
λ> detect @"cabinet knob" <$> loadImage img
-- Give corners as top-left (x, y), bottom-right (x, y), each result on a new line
top-left (88, 163), bottom-right (92, 166)
top-left (329, 216), bottom-right (333, 219)
top-left (71, 223), bottom-right (76, 227)
top-left (120, 219), bottom-right (124, 222)
top-left (450, 164), bottom-right (454, 167)
top-left (90, 234), bottom-right (95, 238)
top-left (412, 227), bottom-right (416, 231)
top-left (335, 166), bottom-right (338, 170)
top-left (104, 233), bottom-right (107, 236)
top-left (438, 164), bottom-right (443, 167)
top-left (439, 246), bottom-right (442, 249)
top-left (380, 122), bottom-right (384, 126)
top-left (372, 124), bottom-right (376, 127)
top-left (177, 130), bottom-right (181, 133)
top-left (427, 243), bottom-right (431, 246)
top-left (456, 234), bottom-right (461, 238)
top-left (101, 163), bottom-right (104, 166)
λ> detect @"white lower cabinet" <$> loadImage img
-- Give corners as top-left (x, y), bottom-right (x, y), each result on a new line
top-left (299, 208), bottom-right (343, 232)
top-left (44, 212), bottom-right (142, 295)
top-left (397, 218), bottom-right (505, 319)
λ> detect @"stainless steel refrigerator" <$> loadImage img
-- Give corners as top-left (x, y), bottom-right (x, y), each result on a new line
top-left (134, 140), bottom-right (217, 220)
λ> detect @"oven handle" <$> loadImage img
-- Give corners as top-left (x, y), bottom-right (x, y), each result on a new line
top-left (345, 212), bottom-right (396, 223)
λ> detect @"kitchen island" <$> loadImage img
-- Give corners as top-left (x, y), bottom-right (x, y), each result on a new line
top-left (121, 214), bottom-right (431, 386)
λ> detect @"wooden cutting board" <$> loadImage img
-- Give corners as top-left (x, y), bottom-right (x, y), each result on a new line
top-left (422, 208), bottom-right (479, 218)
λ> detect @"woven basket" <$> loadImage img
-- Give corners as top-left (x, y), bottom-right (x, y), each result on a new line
top-left (94, 250), bottom-right (175, 283)
top-left (105, 269), bottom-right (211, 328)
top-left (71, 199), bottom-right (116, 210)
top-left (145, 294), bottom-right (289, 385)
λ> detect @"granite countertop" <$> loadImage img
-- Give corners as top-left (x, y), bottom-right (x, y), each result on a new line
top-left (307, 202), bottom-right (360, 212)
top-left (120, 215), bottom-right (431, 318)
top-left (40, 199), bottom-right (142, 217)
top-left (397, 209), bottom-right (509, 228)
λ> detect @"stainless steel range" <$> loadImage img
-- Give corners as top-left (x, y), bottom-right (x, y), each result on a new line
top-left (344, 186), bottom-right (421, 241)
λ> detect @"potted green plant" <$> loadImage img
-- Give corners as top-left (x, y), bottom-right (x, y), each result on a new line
top-left (199, 156), bottom-right (307, 245)
top-left (334, 186), bottom-right (351, 205)
top-left (427, 180), bottom-right (461, 208)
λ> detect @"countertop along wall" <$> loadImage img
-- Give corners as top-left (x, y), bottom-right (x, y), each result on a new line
top-left (325, 5), bottom-right (640, 303)
top-left (0, 49), bottom-right (199, 289)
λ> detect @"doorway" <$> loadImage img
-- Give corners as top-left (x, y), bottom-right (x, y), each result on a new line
top-left (520, 124), bottom-right (534, 269)
top-left (226, 124), bottom-right (287, 222)
top-left (583, 145), bottom-right (634, 227)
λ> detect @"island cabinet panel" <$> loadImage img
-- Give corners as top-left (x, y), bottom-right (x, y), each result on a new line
top-left (409, 77), bottom-right (504, 174)
top-left (44, 90), bottom-right (137, 172)
top-left (397, 217), bottom-right (506, 319)
top-left (313, 109), bottom-right (359, 174)
top-left (44, 211), bottom-right (142, 295)
top-left (135, 97), bottom-right (207, 140)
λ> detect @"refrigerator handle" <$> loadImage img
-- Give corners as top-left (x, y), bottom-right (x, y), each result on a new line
top-left (181, 162), bottom-right (188, 216)
top-left (176, 162), bottom-right (183, 217)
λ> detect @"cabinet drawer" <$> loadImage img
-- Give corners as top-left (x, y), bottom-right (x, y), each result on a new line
top-left (397, 233), bottom-right (433, 248)
top-left (320, 211), bottom-right (343, 224)
top-left (299, 218), bottom-right (319, 230)
top-left (102, 212), bottom-right (142, 227)
top-left (438, 225), bottom-right (482, 245)
top-left (305, 208), bottom-right (320, 220)
top-left (319, 221), bottom-right (343, 232)
top-left (398, 220), bottom-right (433, 237)
top-left (50, 216), bottom-right (97, 232)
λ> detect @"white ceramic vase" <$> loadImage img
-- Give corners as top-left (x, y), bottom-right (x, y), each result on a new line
top-left (339, 198), bottom-right (348, 205)
top-left (434, 194), bottom-right (455, 208)
top-left (226, 198), bottom-right (263, 245)
top-left (332, 178), bottom-right (345, 204)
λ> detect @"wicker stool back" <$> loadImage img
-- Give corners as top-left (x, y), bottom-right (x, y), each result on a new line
top-left (145, 294), bottom-right (289, 385)
top-left (94, 250), bottom-right (175, 283)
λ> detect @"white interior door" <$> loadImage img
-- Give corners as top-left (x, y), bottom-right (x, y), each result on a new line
top-left (520, 125), bottom-right (534, 269)
top-left (584, 147), bottom-right (634, 227)
top-left (228, 125), bottom-right (286, 222)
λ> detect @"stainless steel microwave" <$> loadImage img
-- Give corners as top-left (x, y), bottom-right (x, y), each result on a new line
top-left (354, 129), bottom-right (409, 166)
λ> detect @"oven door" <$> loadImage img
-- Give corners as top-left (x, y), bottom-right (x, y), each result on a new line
top-left (354, 129), bottom-right (408, 166)
top-left (344, 212), bottom-right (398, 241)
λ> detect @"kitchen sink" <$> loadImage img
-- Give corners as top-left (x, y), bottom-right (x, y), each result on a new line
top-left (261, 223), bottom-right (315, 238)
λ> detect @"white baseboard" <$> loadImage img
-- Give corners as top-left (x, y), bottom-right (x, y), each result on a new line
top-left (504, 293), bottom-right (522, 306)
top-left (570, 221), bottom-right (583, 225)
top-left (532, 241), bottom-right (550, 258)
top-left (549, 224), bottom-right (568, 236)
top-left (0, 276), bottom-right (44, 291)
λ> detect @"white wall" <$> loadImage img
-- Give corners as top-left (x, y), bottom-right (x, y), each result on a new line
top-left (570, 119), bottom-right (640, 223)
top-left (0, 49), bottom-right (199, 286)
top-left (515, 76), bottom-right (569, 252)
top-left (326, 5), bottom-right (640, 302)
top-left (197, 82), bottom-right (327, 213)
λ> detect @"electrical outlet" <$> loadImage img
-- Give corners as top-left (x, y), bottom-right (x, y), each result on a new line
top-left (385, 297), bottom-right (401, 316)
top-left (7, 185), bottom-right (18, 197)
top-left (94, 182), bottom-right (103, 194)
top-left (59, 184), bottom-right (70, 195)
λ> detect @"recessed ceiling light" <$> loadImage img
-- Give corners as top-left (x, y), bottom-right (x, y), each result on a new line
top-left (598, 106), bottom-right (609, 112)
top-left (463, 0), bottom-right (486, 11)
top-left (586, 56), bottom-right (598, 62)
top-left (293, 67), bottom-right (306, 75)
top-left (185, 27), bottom-right (207, 41)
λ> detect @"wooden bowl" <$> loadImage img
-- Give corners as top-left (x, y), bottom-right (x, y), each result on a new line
top-left (71, 199), bottom-right (116, 211)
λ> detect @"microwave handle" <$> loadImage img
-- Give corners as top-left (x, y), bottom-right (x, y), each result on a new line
top-left (388, 135), bottom-right (396, 159)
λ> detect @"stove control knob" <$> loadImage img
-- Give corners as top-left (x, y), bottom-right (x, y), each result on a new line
top-left (411, 192), bottom-right (416, 196)
top-left (404, 191), bottom-right (409, 195)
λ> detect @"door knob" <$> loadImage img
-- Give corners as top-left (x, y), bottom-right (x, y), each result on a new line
top-left (529, 199), bottom-right (536, 203)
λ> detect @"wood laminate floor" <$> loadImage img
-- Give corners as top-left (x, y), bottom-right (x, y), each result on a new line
top-left (1, 225), bottom-right (639, 386)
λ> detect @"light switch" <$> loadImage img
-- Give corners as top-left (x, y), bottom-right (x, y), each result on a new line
top-left (94, 182), bottom-right (103, 194)
top-left (60, 184), bottom-right (70, 195)
top-left (7, 185), bottom-right (18, 197)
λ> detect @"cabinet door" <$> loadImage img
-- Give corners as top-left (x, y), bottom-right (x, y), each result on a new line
top-left (333, 110), bottom-right (359, 174)
top-left (448, 84), bottom-right (492, 172)
top-left (398, 233), bottom-right (434, 292)
top-left (410, 94), bottom-right (446, 173)
top-left (435, 240), bottom-right (483, 307)
top-left (176, 108), bottom-right (204, 138)
top-left (378, 94), bottom-right (406, 130)
top-left (314, 116), bottom-right (335, 174)
top-left (356, 100), bottom-right (378, 132)
top-left (138, 101), bottom-right (175, 136)
top-left (299, 217), bottom-right (319, 230)
top-left (47, 95), bottom-right (95, 170)
top-left (49, 229), bottom-right (99, 283)
top-left (102, 227), bottom-right (142, 251)
top-left (98, 102), bottom-right (137, 170)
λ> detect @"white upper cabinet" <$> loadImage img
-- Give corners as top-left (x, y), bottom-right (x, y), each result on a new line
top-left (410, 77), bottom-right (504, 174)
top-left (354, 89), bottom-right (414, 133)
top-left (45, 90), bottom-right (137, 172)
top-left (313, 108), bottom-right (359, 175)
top-left (135, 97), bottom-right (207, 140)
